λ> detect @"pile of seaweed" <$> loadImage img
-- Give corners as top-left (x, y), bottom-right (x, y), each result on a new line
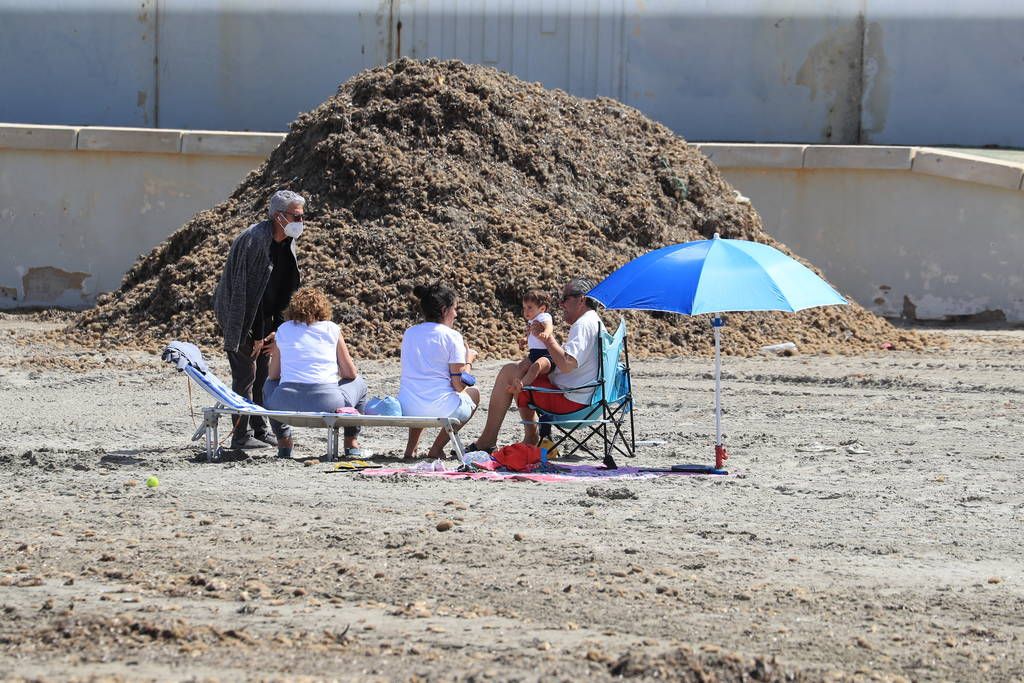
top-left (74, 58), bottom-right (932, 358)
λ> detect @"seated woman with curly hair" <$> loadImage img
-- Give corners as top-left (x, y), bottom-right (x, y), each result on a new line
top-left (264, 287), bottom-right (368, 459)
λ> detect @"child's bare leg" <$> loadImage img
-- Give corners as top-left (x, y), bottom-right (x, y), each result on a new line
top-left (515, 357), bottom-right (531, 378)
top-left (522, 357), bottom-right (551, 387)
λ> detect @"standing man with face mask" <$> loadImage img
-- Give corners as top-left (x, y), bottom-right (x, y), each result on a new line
top-left (213, 189), bottom-right (305, 451)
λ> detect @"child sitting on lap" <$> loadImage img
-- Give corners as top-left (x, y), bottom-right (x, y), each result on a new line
top-left (509, 289), bottom-right (554, 394)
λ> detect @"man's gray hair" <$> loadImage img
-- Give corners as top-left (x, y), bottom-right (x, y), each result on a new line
top-left (567, 276), bottom-right (600, 309)
top-left (268, 190), bottom-right (306, 218)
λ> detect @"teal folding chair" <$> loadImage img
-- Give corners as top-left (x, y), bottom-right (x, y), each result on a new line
top-left (523, 319), bottom-right (635, 469)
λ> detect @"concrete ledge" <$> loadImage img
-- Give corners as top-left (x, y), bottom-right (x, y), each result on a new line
top-left (181, 131), bottom-right (285, 157)
top-left (4, 124), bottom-right (1024, 192)
top-left (696, 143), bottom-right (806, 169)
top-left (77, 127), bottom-right (183, 154)
top-left (911, 150), bottom-right (1024, 190)
top-left (0, 123), bottom-right (78, 151)
top-left (804, 145), bottom-right (912, 170)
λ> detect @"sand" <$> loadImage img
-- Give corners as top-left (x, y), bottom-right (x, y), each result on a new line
top-left (1, 317), bottom-right (1021, 681)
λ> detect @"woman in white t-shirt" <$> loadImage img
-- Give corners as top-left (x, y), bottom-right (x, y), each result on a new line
top-left (398, 283), bottom-right (480, 459)
top-left (263, 287), bottom-right (368, 459)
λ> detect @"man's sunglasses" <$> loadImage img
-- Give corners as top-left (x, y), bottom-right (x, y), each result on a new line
top-left (559, 292), bottom-right (582, 304)
top-left (283, 212), bottom-right (304, 222)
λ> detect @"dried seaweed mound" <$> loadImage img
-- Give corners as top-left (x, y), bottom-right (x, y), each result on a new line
top-left (74, 58), bottom-right (932, 357)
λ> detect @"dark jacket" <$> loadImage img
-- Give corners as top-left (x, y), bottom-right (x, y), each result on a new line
top-left (213, 220), bottom-right (300, 352)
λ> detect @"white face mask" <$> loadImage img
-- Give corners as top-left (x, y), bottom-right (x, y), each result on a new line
top-left (283, 220), bottom-right (304, 239)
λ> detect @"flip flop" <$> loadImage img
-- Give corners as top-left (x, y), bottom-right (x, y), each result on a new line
top-left (325, 460), bottom-right (375, 473)
top-left (344, 447), bottom-right (373, 459)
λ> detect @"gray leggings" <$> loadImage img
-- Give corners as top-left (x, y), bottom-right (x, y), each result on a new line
top-left (263, 376), bottom-right (369, 440)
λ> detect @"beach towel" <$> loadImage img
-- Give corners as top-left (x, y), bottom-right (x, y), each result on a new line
top-left (357, 463), bottom-right (733, 483)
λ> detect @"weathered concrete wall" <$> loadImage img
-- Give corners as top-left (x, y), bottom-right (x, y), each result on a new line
top-left (2, 125), bottom-right (1022, 322)
top-left (0, 125), bottom-right (271, 307)
top-left (702, 145), bottom-right (1024, 323)
top-left (1, 0), bottom-right (1023, 146)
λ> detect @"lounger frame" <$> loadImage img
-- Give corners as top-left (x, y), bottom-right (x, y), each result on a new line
top-left (178, 362), bottom-right (465, 462)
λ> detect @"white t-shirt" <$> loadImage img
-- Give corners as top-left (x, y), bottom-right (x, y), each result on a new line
top-left (550, 309), bottom-right (602, 405)
top-left (398, 322), bottom-right (467, 418)
top-left (526, 311), bottom-right (554, 350)
top-left (276, 320), bottom-right (341, 385)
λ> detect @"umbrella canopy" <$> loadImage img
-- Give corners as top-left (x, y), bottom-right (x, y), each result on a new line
top-left (588, 234), bottom-right (848, 472)
top-left (588, 234), bottom-right (846, 315)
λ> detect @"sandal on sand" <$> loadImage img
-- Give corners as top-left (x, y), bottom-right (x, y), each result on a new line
top-left (329, 460), bottom-right (373, 471)
top-left (344, 447), bottom-right (373, 459)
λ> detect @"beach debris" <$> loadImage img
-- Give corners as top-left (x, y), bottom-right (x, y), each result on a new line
top-left (436, 520), bottom-right (453, 532)
top-left (586, 486), bottom-right (638, 500)
top-left (70, 58), bottom-right (934, 358)
top-left (760, 342), bottom-right (798, 355)
top-left (795, 442), bottom-right (837, 453)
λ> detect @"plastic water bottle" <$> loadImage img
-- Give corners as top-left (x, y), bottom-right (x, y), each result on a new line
top-left (460, 372), bottom-right (477, 386)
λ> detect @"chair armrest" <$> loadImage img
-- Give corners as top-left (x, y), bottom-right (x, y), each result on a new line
top-left (523, 381), bottom-right (601, 394)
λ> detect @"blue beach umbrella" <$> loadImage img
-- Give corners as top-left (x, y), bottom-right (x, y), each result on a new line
top-left (588, 233), bottom-right (847, 470)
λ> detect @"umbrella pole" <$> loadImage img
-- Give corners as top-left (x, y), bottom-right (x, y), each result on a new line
top-left (711, 316), bottom-right (728, 470)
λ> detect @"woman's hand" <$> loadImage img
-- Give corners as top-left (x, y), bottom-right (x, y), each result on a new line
top-left (260, 332), bottom-right (276, 356)
top-left (506, 378), bottom-right (524, 395)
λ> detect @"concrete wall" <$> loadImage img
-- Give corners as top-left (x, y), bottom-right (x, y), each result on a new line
top-left (716, 168), bottom-right (1024, 323)
top-left (1, 0), bottom-right (1023, 146)
top-left (0, 124), bottom-right (274, 306)
top-left (2, 124), bottom-right (1022, 322)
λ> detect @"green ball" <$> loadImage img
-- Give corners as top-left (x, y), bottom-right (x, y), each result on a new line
top-left (145, 476), bottom-right (159, 489)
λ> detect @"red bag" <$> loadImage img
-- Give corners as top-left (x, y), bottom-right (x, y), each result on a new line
top-left (490, 443), bottom-right (542, 472)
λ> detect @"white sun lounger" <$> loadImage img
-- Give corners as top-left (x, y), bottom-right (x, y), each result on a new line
top-left (162, 341), bottom-right (465, 462)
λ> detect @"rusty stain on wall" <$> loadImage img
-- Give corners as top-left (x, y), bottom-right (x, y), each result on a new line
top-left (795, 18), bottom-right (864, 143)
top-left (860, 21), bottom-right (890, 141)
top-left (21, 266), bottom-right (91, 303)
top-left (137, 89), bottom-right (149, 126)
top-left (0, 285), bottom-right (17, 302)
